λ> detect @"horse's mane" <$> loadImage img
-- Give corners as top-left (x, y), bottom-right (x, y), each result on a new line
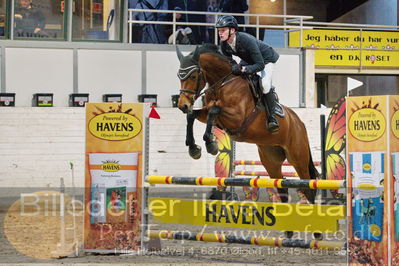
top-left (197, 43), bottom-right (230, 63)
top-left (180, 44), bottom-right (230, 68)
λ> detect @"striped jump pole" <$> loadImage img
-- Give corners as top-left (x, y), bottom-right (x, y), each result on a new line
top-left (234, 171), bottom-right (298, 177)
top-left (149, 230), bottom-right (346, 251)
top-left (146, 176), bottom-right (346, 190)
top-left (234, 160), bottom-right (321, 166)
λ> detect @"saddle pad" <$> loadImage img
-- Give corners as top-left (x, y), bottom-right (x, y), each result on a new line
top-left (256, 102), bottom-right (285, 118)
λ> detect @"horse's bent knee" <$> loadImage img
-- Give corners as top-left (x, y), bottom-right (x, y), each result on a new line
top-left (209, 105), bottom-right (221, 115)
top-left (187, 110), bottom-right (200, 121)
top-left (203, 132), bottom-right (213, 143)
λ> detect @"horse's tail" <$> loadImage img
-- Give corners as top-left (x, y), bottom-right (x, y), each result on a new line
top-left (308, 146), bottom-right (320, 180)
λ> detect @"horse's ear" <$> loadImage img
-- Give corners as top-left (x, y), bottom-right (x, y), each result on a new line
top-left (192, 46), bottom-right (200, 62)
top-left (176, 45), bottom-right (184, 61)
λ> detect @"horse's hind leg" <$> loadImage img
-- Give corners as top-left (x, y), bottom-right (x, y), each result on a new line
top-left (258, 145), bottom-right (294, 238)
top-left (288, 151), bottom-right (317, 205)
top-left (288, 150), bottom-right (323, 240)
top-left (202, 106), bottom-right (220, 155)
top-left (257, 145), bottom-right (288, 202)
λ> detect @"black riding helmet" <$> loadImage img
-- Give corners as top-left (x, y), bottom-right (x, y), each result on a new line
top-left (215, 15), bottom-right (238, 30)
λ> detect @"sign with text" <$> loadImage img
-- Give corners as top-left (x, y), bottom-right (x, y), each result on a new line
top-left (314, 49), bottom-right (399, 67)
top-left (346, 96), bottom-right (399, 265)
top-left (390, 96), bottom-right (399, 265)
top-left (289, 29), bottom-right (399, 67)
top-left (150, 198), bottom-right (345, 233)
top-left (84, 103), bottom-right (147, 253)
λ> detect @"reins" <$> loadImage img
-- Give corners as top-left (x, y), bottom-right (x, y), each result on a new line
top-left (178, 66), bottom-right (238, 104)
top-left (178, 62), bottom-right (261, 138)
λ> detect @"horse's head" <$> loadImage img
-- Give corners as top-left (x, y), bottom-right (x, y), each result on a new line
top-left (176, 46), bottom-right (207, 113)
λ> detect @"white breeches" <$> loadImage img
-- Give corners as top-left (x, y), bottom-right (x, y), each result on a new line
top-left (258, 63), bottom-right (275, 94)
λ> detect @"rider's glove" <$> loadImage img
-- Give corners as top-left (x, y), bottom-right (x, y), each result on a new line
top-left (231, 64), bottom-right (242, 75)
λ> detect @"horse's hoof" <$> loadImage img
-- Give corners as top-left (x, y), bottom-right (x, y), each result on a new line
top-left (189, 145), bottom-right (201, 159)
top-left (206, 141), bottom-right (218, 155)
top-left (285, 231), bottom-right (294, 239)
top-left (313, 232), bottom-right (323, 240)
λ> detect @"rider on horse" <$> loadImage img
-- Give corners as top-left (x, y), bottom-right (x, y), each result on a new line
top-left (215, 15), bottom-right (280, 132)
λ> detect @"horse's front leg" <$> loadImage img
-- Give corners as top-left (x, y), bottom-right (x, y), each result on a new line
top-left (186, 109), bottom-right (207, 159)
top-left (203, 105), bottom-right (221, 155)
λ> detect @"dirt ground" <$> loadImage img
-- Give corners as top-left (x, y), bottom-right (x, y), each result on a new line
top-left (0, 188), bottom-right (347, 265)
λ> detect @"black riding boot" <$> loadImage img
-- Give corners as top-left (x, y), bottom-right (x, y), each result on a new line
top-left (263, 91), bottom-right (279, 132)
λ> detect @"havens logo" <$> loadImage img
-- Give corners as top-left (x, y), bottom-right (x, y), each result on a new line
top-left (349, 108), bottom-right (386, 142)
top-left (89, 112), bottom-right (142, 141)
top-left (101, 161), bottom-right (120, 172)
top-left (205, 203), bottom-right (276, 226)
top-left (363, 163), bottom-right (371, 171)
top-left (392, 109), bottom-right (399, 139)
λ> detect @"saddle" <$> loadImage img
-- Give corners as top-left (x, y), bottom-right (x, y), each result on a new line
top-left (246, 75), bottom-right (285, 118)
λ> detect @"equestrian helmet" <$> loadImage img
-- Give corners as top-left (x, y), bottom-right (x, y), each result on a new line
top-left (215, 15), bottom-right (238, 30)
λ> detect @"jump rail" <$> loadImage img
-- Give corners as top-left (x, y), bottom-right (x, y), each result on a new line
top-left (149, 230), bottom-right (346, 251)
top-left (146, 176), bottom-right (346, 190)
top-left (234, 171), bottom-right (298, 177)
top-left (233, 160), bottom-right (321, 177)
top-left (233, 160), bottom-right (321, 166)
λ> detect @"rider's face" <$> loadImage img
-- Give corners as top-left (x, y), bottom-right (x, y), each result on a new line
top-left (218, 27), bottom-right (235, 42)
top-left (20, 0), bottom-right (30, 8)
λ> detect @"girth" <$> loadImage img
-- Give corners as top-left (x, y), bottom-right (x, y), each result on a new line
top-left (222, 107), bottom-right (260, 137)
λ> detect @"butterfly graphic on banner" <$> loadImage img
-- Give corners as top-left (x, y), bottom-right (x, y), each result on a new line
top-left (212, 128), bottom-right (237, 199)
top-left (325, 96), bottom-right (346, 199)
top-left (214, 128), bottom-right (258, 201)
top-left (214, 127), bottom-right (232, 179)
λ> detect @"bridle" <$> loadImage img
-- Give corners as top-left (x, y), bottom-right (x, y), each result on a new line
top-left (177, 65), bottom-right (206, 105)
top-left (177, 64), bottom-right (235, 105)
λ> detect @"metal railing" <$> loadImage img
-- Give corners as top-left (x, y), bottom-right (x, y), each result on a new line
top-left (127, 8), bottom-right (399, 54)
top-left (127, 8), bottom-right (314, 46)
top-left (288, 20), bottom-right (399, 31)
top-left (287, 20), bottom-right (399, 49)
top-left (286, 20), bottom-right (399, 70)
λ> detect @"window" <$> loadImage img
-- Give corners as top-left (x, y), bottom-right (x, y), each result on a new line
top-left (0, 0), bottom-right (6, 37)
top-left (72, 0), bottom-right (122, 41)
top-left (13, 0), bottom-right (66, 39)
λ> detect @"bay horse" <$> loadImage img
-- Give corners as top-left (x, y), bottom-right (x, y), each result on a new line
top-left (176, 44), bottom-right (319, 206)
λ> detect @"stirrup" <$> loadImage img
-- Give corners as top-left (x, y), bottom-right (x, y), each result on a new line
top-left (268, 117), bottom-right (279, 132)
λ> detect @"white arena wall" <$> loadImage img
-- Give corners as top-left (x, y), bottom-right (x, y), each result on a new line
top-left (0, 43), bottom-right (309, 108)
top-left (0, 107), bottom-right (330, 188)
